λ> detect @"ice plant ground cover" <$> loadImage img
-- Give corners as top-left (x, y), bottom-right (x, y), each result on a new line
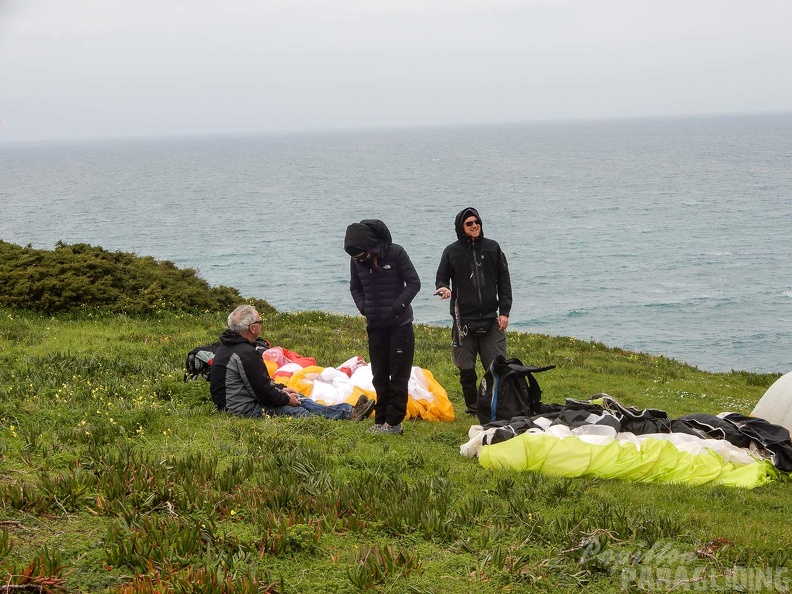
top-left (0, 307), bottom-right (790, 593)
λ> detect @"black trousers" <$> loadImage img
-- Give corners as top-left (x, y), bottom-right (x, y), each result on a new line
top-left (367, 323), bottom-right (415, 426)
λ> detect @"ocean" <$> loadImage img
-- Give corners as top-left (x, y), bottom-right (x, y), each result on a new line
top-left (2, 112), bottom-right (791, 374)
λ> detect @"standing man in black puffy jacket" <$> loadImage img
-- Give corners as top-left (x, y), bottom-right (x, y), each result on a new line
top-left (344, 219), bottom-right (421, 435)
top-left (435, 207), bottom-right (512, 417)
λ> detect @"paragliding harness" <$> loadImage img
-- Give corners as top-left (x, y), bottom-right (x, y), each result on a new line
top-left (184, 338), bottom-right (271, 382)
top-left (453, 300), bottom-right (494, 342)
top-left (477, 355), bottom-right (555, 425)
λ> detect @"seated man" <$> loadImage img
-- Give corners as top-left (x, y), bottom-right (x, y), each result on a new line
top-left (210, 305), bottom-right (374, 421)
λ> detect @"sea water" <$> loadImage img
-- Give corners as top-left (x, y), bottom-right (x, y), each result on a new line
top-left (2, 112), bottom-right (791, 374)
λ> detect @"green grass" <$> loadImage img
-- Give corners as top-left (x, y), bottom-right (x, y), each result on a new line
top-left (0, 306), bottom-right (789, 593)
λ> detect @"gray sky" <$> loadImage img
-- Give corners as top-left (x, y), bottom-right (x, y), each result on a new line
top-left (1, 0), bottom-right (791, 142)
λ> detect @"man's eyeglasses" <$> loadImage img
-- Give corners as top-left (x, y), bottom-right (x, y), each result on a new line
top-left (250, 320), bottom-right (262, 326)
top-left (464, 220), bottom-right (481, 228)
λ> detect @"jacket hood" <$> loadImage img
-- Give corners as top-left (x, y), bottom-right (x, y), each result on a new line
top-left (219, 329), bottom-right (251, 345)
top-left (344, 219), bottom-right (393, 257)
top-left (454, 207), bottom-right (484, 241)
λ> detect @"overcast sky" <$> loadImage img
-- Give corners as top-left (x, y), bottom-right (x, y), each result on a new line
top-left (1, 0), bottom-right (791, 142)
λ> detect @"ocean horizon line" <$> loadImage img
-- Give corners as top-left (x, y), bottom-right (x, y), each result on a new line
top-left (2, 108), bottom-right (790, 146)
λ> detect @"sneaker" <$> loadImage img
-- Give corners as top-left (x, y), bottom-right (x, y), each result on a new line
top-left (379, 423), bottom-right (403, 435)
top-left (366, 424), bottom-right (383, 433)
top-left (350, 396), bottom-right (375, 422)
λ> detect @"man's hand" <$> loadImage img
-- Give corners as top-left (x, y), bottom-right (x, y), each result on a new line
top-left (434, 287), bottom-right (451, 300)
top-left (284, 388), bottom-right (301, 406)
top-left (498, 315), bottom-right (509, 331)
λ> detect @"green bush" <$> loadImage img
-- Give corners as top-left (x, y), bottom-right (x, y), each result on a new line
top-left (0, 240), bottom-right (273, 315)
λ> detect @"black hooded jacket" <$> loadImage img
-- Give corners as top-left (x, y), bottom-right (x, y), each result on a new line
top-left (344, 219), bottom-right (421, 329)
top-left (435, 207), bottom-right (512, 322)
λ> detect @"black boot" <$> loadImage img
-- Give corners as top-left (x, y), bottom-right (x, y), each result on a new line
top-left (459, 368), bottom-right (478, 416)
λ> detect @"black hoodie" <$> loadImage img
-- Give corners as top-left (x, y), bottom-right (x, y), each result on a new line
top-left (435, 207), bottom-right (512, 321)
top-left (344, 219), bottom-right (421, 328)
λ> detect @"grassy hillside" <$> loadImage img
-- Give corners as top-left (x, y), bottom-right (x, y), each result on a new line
top-left (0, 306), bottom-right (788, 593)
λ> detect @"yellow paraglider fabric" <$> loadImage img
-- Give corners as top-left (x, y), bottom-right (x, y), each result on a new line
top-left (284, 366), bottom-right (375, 406)
top-left (406, 368), bottom-right (455, 422)
top-left (263, 354), bottom-right (455, 422)
top-left (479, 433), bottom-right (777, 489)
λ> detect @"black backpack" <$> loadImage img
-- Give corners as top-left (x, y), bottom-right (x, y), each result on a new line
top-left (184, 338), bottom-right (272, 382)
top-left (477, 355), bottom-right (555, 425)
top-left (184, 342), bottom-right (222, 381)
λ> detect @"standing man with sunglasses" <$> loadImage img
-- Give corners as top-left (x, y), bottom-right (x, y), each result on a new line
top-left (435, 207), bottom-right (512, 417)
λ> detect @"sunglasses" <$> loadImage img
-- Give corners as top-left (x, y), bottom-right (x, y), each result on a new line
top-left (464, 220), bottom-right (481, 228)
top-left (250, 320), bottom-right (262, 326)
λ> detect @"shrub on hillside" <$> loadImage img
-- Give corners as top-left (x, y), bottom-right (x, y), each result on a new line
top-left (0, 240), bottom-right (275, 315)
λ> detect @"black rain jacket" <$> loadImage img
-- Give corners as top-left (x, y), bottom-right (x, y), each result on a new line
top-left (435, 207), bottom-right (512, 322)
